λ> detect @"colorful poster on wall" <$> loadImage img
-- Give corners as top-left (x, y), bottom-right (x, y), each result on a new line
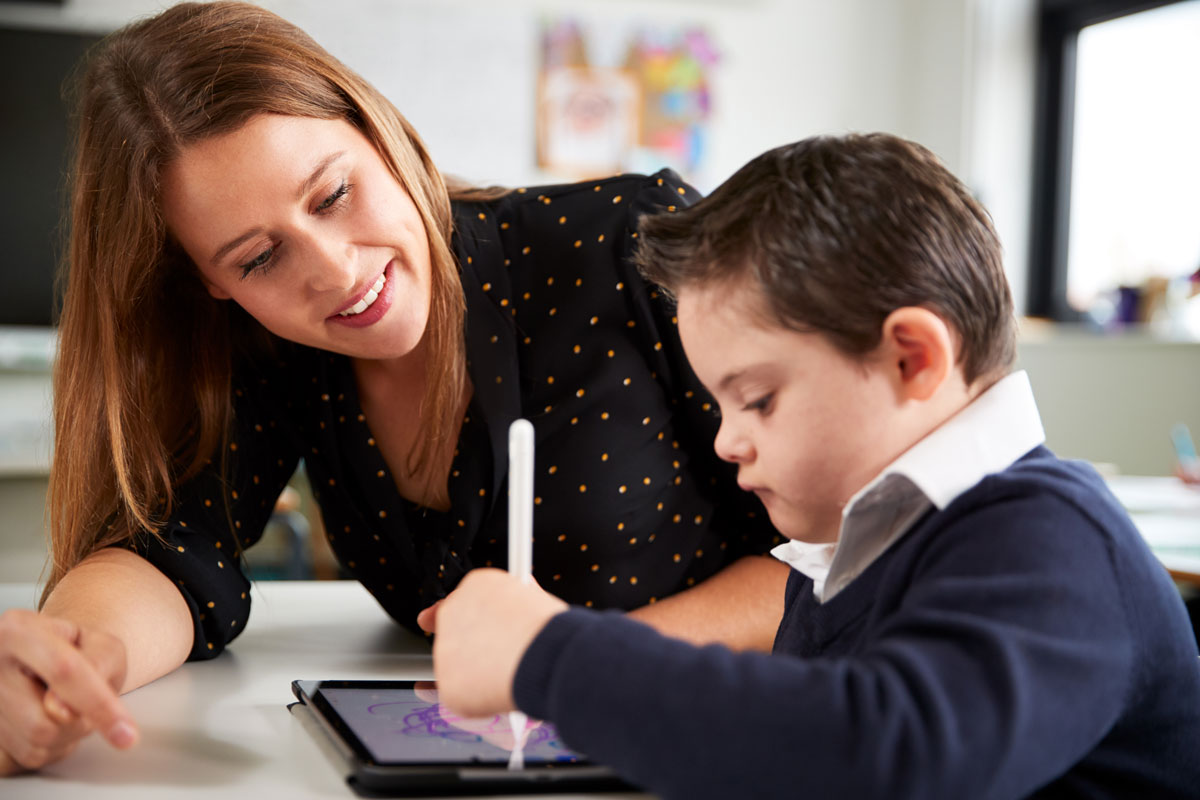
top-left (537, 17), bottom-right (718, 182)
top-left (536, 67), bottom-right (641, 178)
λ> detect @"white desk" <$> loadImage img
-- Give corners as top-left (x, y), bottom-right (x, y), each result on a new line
top-left (0, 581), bottom-right (645, 799)
top-left (1106, 475), bottom-right (1200, 586)
top-left (2, 478), bottom-right (1195, 797)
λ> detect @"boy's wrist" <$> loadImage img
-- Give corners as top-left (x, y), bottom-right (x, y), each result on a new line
top-left (511, 607), bottom-right (591, 720)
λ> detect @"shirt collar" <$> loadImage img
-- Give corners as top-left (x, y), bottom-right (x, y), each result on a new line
top-left (853, 370), bottom-right (1045, 513)
top-left (772, 370), bottom-right (1046, 600)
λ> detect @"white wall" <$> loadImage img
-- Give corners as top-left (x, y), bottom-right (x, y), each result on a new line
top-left (964, 0), bottom-right (1038, 315)
top-left (1019, 331), bottom-right (1200, 477)
top-left (2, 0), bottom-right (1037, 289)
top-left (0, 0), bottom-right (1002, 178)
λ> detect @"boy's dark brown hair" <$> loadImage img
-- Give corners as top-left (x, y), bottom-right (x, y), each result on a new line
top-left (635, 133), bottom-right (1016, 386)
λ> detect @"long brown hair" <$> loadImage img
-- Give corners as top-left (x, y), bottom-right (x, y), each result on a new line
top-left (44, 1), bottom-right (473, 603)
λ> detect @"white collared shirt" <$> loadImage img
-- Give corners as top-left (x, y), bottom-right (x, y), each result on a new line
top-left (771, 370), bottom-right (1047, 603)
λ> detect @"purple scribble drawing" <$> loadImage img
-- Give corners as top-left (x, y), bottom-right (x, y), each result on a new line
top-left (401, 703), bottom-right (488, 743)
top-left (366, 700), bottom-right (573, 756)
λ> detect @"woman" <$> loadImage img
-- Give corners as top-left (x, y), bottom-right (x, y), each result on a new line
top-left (0, 1), bottom-right (785, 774)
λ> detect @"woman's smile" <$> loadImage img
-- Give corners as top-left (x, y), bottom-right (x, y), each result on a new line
top-left (329, 263), bottom-right (394, 328)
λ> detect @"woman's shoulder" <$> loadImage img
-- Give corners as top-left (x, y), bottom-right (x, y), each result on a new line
top-left (529, 168), bottom-right (694, 208)
top-left (450, 169), bottom-right (703, 292)
top-left (453, 169), bottom-right (698, 220)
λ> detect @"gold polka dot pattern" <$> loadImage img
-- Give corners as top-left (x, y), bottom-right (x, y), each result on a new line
top-left (133, 170), bottom-right (775, 661)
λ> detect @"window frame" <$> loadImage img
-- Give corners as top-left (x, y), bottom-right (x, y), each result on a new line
top-left (1028, 0), bottom-right (1188, 319)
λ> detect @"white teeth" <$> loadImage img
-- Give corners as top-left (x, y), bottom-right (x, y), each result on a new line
top-left (338, 272), bottom-right (387, 317)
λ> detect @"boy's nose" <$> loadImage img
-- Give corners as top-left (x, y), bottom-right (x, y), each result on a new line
top-left (714, 420), bottom-right (753, 464)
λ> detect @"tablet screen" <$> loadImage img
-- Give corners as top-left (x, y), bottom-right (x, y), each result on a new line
top-left (314, 682), bottom-right (588, 766)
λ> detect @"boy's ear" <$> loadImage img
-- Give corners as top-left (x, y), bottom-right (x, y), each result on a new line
top-left (879, 307), bottom-right (956, 401)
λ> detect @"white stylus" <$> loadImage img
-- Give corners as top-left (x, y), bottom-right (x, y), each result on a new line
top-left (506, 419), bottom-right (534, 771)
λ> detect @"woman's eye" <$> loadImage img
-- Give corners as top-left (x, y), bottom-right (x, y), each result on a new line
top-left (240, 246), bottom-right (276, 278)
top-left (316, 182), bottom-right (351, 212)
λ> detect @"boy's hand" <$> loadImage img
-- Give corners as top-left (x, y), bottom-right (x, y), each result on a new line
top-left (431, 569), bottom-right (567, 718)
top-left (415, 601), bottom-right (440, 634)
top-left (0, 609), bottom-right (136, 775)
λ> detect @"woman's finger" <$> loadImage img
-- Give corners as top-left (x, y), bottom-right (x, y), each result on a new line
top-left (0, 666), bottom-right (86, 770)
top-left (43, 690), bottom-right (76, 725)
top-left (0, 745), bottom-right (30, 777)
top-left (0, 612), bottom-right (136, 750)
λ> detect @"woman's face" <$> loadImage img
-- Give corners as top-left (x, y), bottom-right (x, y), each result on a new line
top-left (162, 114), bottom-right (433, 362)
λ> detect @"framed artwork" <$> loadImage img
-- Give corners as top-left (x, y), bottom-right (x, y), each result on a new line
top-left (536, 17), bottom-right (718, 183)
top-left (536, 67), bottom-right (641, 178)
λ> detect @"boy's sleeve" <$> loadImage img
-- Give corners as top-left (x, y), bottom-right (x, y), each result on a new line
top-left (512, 493), bottom-right (1137, 800)
top-left (130, 377), bottom-right (301, 660)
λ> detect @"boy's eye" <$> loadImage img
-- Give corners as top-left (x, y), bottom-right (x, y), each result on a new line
top-left (743, 393), bottom-right (774, 414)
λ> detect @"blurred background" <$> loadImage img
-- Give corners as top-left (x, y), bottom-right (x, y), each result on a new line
top-left (1, 0), bottom-right (1198, 584)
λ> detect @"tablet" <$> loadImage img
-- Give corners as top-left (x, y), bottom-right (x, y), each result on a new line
top-left (290, 679), bottom-right (636, 796)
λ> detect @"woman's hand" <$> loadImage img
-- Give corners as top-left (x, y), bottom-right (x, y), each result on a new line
top-left (0, 609), bottom-right (137, 776)
top-left (430, 569), bottom-right (566, 719)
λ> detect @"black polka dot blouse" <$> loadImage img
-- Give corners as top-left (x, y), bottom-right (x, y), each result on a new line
top-left (133, 169), bottom-right (781, 660)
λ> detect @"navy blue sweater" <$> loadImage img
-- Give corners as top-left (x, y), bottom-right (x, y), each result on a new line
top-left (513, 448), bottom-right (1200, 799)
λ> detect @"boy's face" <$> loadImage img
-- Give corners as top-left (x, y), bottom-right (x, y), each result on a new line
top-left (676, 283), bottom-right (907, 544)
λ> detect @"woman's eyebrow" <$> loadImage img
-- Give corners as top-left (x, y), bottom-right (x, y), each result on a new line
top-left (296, 151), bottom-right (345, 200)
top-left (211, 227), bottom-right (265, 267)
top-left (208, 151), bottom-right (347, 266)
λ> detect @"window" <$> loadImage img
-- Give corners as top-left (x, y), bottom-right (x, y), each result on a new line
top-left (1029, 0), bottom-right (1200, 322)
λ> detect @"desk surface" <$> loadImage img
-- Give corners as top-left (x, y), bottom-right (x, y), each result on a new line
top-left (0, 581), bottom-right (645, 799)
top-left (2, 477), bottom-right (1196, 797)
top-left (1106, 475), bottom-right (1200, 585)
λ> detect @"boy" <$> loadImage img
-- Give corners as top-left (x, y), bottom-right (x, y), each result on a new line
top-left (424, 134), bottom-right (1200, 798)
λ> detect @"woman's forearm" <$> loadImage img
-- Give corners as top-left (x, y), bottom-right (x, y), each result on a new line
top-left (41, 547), bottom-right (193, 693)
top-left (626, 555), bottom-right (789, 652)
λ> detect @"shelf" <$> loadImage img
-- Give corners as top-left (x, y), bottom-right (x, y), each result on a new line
top-left (0, 326), bottom-right (56, 373)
